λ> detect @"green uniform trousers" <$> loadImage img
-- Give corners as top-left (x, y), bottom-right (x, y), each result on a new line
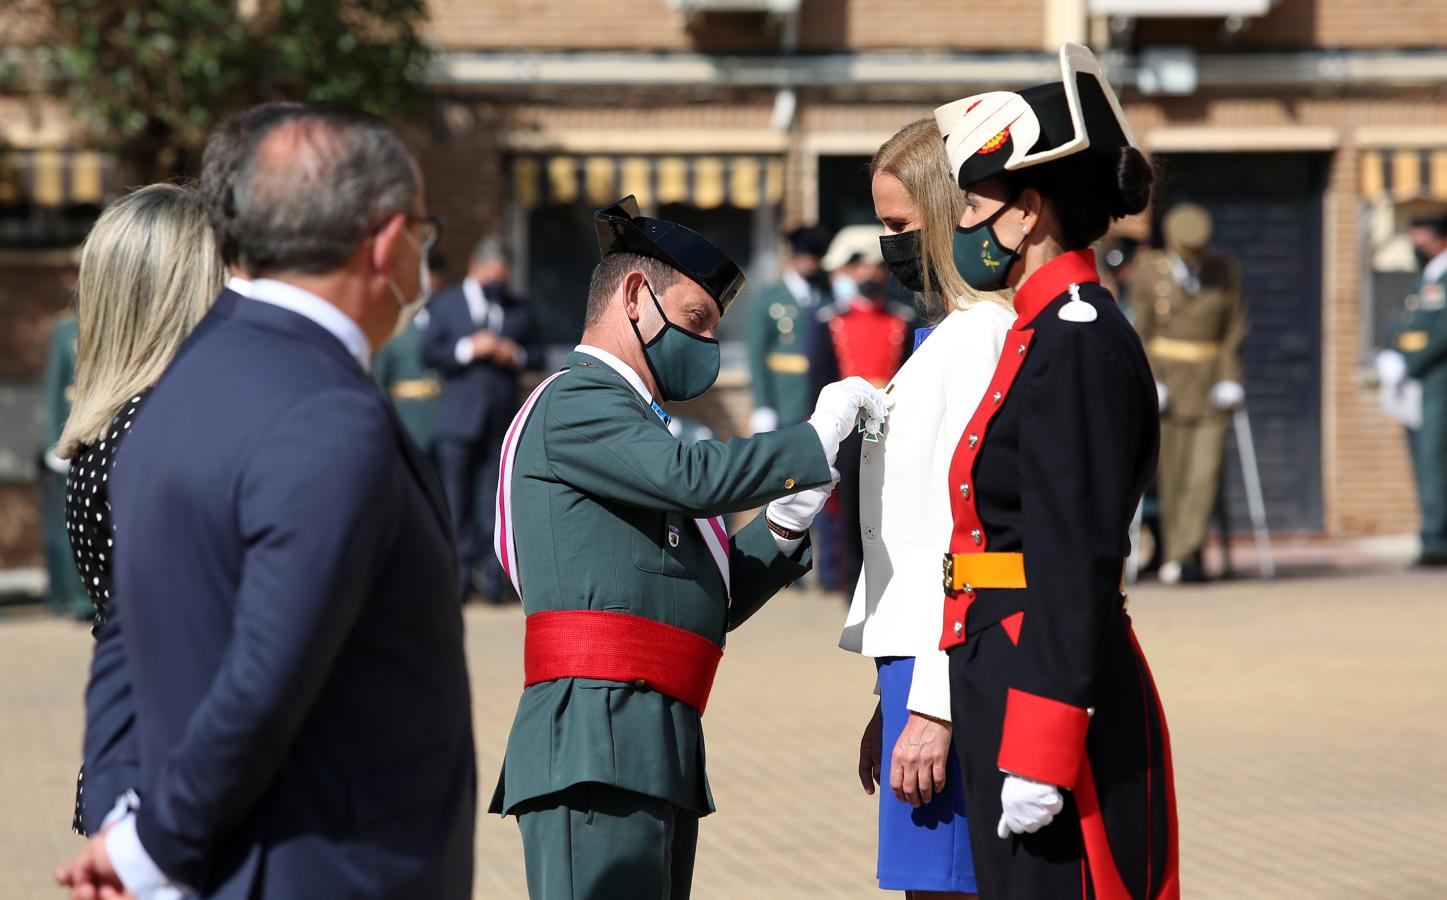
top-left (1407, 384), bottom-right (1447, 555)
top-left (515, 782), bottom-right (700, 900)
top-left (1158, 414), bottom-right (1228, 565)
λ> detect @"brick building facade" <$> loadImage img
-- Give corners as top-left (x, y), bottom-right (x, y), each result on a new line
top-left (3, 0), bottom-right (1447, 567)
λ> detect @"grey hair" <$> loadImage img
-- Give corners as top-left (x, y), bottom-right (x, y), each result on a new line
top-left (234, 109), bottom-right (420, 276)
top-left (471, 234), bottom-right (509, 266)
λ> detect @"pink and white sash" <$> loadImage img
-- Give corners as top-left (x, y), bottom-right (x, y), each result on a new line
top-left (494, 372), bottom-right (731, 598)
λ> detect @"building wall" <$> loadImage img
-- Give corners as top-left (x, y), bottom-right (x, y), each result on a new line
top-left (1135, 0), bottom-right (1447, 50)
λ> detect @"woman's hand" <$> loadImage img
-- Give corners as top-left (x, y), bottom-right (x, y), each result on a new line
top-left (890, 711), bottom-right (951, 807)
top-left (858, 702), bottom-right (884, 795)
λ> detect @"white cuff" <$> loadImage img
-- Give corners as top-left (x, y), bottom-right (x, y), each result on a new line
top-left (105, 813), bottom-right (186, 900)
top-left (454, 336), bottom-right (475, 365)
top-left (771, 531), bottom-right (803, 555)
top-left (904, 649), bottom-right (953, 722)
top-left (44, 446), bottom-right (70, 474)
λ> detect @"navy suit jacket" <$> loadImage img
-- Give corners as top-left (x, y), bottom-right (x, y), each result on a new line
top-left (420, 281), bottom-right (542, 442)
top-left (110, 290), bottom-right (475, 899)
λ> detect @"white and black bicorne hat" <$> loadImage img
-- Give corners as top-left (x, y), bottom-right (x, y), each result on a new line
top-left (934, 44), bottom-right (1137, 189)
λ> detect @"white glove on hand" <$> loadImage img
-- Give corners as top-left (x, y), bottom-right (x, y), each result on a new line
top-left (1155, 381), bottom-right (1169, 412)
top-left (996, 774), bottom-right (1064, 838)
top-left (750, 406), bottom-right (779, 434)
top-left (767, 467), bottom-right (840, 532)
top-left (1209, 380), bottom-right (1245, 410)
top-left (1376, 350), bottom-right (1408, 390)
top-left (808, 377), bottom-right (893, 465)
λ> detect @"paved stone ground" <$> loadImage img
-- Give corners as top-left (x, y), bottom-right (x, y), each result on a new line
top-left (3, 569), bottom-right (1446, 899)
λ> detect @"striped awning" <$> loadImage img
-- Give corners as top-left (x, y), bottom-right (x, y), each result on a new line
top-left (0, 150), bottom-right (114, 208)
top-left (510, 154), bottom-right (784, 210)
top-left (1359, 148), bottom-right (1447, 202)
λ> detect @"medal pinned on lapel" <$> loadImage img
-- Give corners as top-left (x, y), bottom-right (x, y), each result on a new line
top-left (859, 383), bottom-right (893, 443)
top-left (667, 525), bottom-right (681, 548)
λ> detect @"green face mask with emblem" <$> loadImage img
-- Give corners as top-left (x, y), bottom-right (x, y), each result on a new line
top-left (632, 280), bottom-right (721, 402)
top-left (953, 202), bottom-right (1021, 293)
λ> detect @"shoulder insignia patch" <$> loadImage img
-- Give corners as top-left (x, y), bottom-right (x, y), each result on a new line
top-left (1058, 283), bottom-right (1098, 323)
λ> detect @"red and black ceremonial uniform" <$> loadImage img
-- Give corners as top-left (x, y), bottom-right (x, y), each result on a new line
top-left (940, 249), bottom-right (1179, 899)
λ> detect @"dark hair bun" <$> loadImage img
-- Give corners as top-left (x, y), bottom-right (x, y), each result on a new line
top-left (1110, 146), bottom-right (1153, 219)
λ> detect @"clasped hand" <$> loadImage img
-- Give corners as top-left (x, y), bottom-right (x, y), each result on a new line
top-left (808, 377), bottom-right (893, 465)
top-left (55, 828), bottom-right (132, 900)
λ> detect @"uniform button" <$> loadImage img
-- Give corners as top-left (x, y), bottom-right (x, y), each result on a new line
top-left (783, 478), bottom-right (796, 489)
top-left (864, 524), bottom-right (876, 538)
top-left (1017, 343), bottom-right (1026, 356)
top-left (968, 433), bottom-right (979, 450)
top-left (958, 482), bottom-right (970, 500)
top-left (971, 528), bottom-right (982, 546)
top-left (861, 449), bottom-right (871, 463)
top-left (953, 621), bottom-right (963, 637)
top-left (992, 391), bottom-right (1002, 404)
top-left (633, 679), bottom-right (648, 689)
top-left (1087, 706), bottom-right (1096, 718)
top-left (963, 584), bottom-right (976, 597)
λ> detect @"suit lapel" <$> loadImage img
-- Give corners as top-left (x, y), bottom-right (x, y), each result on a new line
top-left (379, 395), bottom-right (455, 543)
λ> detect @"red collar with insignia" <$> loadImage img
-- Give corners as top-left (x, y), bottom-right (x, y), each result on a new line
top-left (1012, 248), bottom-right (1101, 328)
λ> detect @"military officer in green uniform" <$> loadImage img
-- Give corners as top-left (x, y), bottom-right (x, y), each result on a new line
top-left (40, 314), bottom-right (89, 618)
top-left (747, 225), bottom-right (830, 433)
top-left (489, 196), bottom-right (891, 899)
top-left (1128, 203), bottom-right (1248, 584)
top-left (373, 252), bottom-right (447, 458)
top-left (1378, 213), bottom-right (1447, 567)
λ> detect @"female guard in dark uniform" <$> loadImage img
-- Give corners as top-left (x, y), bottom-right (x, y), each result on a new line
top-left (931, 44), bottom-right (1179, 899)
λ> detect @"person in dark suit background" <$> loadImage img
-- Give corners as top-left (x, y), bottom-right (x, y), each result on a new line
top-left (423, 235), bottom-right (542, 603)
top-left (56, 107), bottom-right (475, 900)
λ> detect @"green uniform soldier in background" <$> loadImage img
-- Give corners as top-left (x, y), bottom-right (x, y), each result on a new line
top-left (1129, 203), bottom-right (1248, 584)
top-left (373, 252), bottom-right (447, 457)
top-left (1378, 213), bottom-right (1447, 567)
top-left (490, 196), bottom-right (890, 899)
top-left (40, 314), bottom-right (89, 618)
top-left (747, 225), bottom-right (830, 433)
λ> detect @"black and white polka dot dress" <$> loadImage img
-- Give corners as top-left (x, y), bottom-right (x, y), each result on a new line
top-left (65, 390), bottom-right (148, 833)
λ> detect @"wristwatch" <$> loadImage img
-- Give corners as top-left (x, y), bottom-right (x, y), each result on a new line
top-left (766, 517), bottom-right (806, 541)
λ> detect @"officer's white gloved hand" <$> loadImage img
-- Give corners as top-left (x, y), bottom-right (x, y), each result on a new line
top-left (996, 774), bottom-right (1065, 839)
top-left (1376, 350), bottom-right (1408, 390)
top-left (750, 406), bottom-right (779, 434)
top-left (1209, 380), bottom-right (1245, 410)
top-left (1155, 381), bottom-right (1169, 412)
top-left (767, 467), bottom-right (840, 533)
top-left (808, 377), bottom-right (893, 465)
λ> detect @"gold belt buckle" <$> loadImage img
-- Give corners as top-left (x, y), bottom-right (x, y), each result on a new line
top-left (942, 553), bottom-right (955, 593)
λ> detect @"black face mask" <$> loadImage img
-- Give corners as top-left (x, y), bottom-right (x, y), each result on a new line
top-left (1416, 246), bottom-right (1436, 269)
top-left (879, 230), bottom-right (938, 294)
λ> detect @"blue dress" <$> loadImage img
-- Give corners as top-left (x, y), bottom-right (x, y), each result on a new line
top-left (876, 655), bottom-right (976, 894)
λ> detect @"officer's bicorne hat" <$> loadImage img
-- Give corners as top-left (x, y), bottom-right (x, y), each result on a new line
top-left (594, 195), bottom-right (746, 314)
top-left (934, 44), bottom-right (1137, 189)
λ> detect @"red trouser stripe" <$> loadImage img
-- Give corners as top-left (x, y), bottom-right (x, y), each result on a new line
top-left (523, 610), bottom-right (723, 714)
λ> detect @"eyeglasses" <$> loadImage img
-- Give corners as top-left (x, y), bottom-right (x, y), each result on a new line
top-left (405, 214), bottom-right (443, 252)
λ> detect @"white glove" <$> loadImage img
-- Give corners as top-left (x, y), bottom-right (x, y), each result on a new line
top-left (1155, 381), bottom-right (1169, 412)
top-left (43, 446), bottom-right (70, 475)
top-left (767, 467), bottom-right (840, 532)
top-left (996, 774), bottom-right (1064, 838)
top-left (750, 406), bottom-right (779, 434)
top-left (808, 377), bottom-right (893, 465)
top-left (1209, 379), bottom-right (1245, 410)
top-left (1376, 350), bottom-right (1408, 390)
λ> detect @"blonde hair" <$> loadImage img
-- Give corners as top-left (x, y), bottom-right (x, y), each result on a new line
top-left (870, 118), bottom-right (1014, 322)
top-left (58, 184), bottom-right (224, 458)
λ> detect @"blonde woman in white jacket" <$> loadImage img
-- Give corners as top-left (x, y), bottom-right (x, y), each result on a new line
top-left (840, 119), bottom-right (1014, 898)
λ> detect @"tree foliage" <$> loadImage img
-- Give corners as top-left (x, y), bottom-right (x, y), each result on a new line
top-left (43, 0), bottom-right (430, 179)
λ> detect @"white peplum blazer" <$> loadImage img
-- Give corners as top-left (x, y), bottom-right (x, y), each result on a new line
top-left (839, 299), bottom-right (1015, 721)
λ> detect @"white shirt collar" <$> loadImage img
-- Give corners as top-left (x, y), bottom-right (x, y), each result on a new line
top-left (462, 275), bottom-right (487, 317)
top-left (574, 344), bottom-right (652, 404)
top-left (782, 269), bottom-right (812, 305)
top-left (247, 278), bottom-right (373, 373)
top-left (1424, 248), bottom-right (1447, 285)
top-left (226, 275), bottom-right (253, 297)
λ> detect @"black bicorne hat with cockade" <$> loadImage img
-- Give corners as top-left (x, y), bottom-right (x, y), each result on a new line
top-left (934, 44), bottom-right (1137, 189)
top-left (594, 195), bottom-right (746, 314)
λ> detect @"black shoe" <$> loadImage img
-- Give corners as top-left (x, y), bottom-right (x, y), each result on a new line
top-left (1178, 559), bottom-right (1209, 583)
top-left (1416, 551), bottom-right (1447, 568)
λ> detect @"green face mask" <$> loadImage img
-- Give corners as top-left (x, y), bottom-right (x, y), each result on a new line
top-left (952, 202), bottom-right (1021, 293)
top-left (631, 280), bottom-right (721, 402)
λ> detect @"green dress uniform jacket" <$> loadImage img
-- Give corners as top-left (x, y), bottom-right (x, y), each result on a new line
top-left (489, 350), bottom-right (833, 818)
top-left (1388, 266), bottom-right (1447, 556)
top-left (372, 314), bottom-right (442, 453)
top-left (41, 316), bottom-right (88, 616)
top-left (748, 278), bottom-right (819, 427)
top-left (1128, 249), bottom-right (1247, 566)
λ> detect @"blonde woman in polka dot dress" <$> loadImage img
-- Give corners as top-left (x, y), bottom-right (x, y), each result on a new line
top-left (55, 184), bottom-right (225, 835)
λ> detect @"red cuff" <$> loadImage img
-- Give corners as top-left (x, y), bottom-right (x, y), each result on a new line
top-left (997, 688), bottom-right (1090, 788)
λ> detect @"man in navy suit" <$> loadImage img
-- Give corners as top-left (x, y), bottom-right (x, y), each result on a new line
top-left (57, 107), bottom-right (475, 900)
top-left (422, 235), bottom-right (541, 603)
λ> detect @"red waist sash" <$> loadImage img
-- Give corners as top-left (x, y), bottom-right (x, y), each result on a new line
top-left (523, 610), bottom-right (724, 714)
